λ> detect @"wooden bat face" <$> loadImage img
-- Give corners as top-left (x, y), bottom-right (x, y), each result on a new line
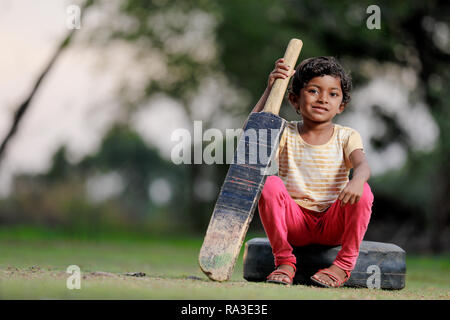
top-left (199, 112), bottom-right (286, 281)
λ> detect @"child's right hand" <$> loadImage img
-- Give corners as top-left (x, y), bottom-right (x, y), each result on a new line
top-left (268, 58), bottom-right (295, 89)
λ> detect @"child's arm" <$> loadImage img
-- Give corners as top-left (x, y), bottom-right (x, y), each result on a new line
top-left (250, 58), bottom-right (294, 114)
top-left (241, 58), bottom-right (294, 131)
top-left (338, 149), bottom-right (371, 206)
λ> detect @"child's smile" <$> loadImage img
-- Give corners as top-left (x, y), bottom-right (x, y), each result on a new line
top-left (311, 105), bottom-right (329, 113)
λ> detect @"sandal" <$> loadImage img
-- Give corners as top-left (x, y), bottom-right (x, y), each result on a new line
top-left (310, 267), bottom-right (351, 288)
top-left (266, 264), bottom-right (296, 286)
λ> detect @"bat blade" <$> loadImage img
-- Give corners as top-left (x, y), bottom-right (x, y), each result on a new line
top-left (199, 112), bottom-right (286, 281)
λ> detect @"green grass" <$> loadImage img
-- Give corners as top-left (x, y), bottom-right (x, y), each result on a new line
top-left (0, 227), bottom-right (448, 299)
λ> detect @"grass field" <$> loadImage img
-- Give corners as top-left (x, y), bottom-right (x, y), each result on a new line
top-left (0, 227), bottom-right (448, 300)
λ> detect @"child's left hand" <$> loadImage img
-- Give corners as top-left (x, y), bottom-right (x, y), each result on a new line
top-left (338, 178), bottom-right (365, 206)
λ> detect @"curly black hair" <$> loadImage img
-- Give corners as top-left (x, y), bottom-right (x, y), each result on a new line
top-left (289, 56), bottom-right (352, 105)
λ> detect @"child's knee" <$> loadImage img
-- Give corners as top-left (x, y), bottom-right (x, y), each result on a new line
top-left (351, 183), bottom-right (374, 219)
top-left (360, 183), bottom-right (374, 207)
top-left (261, 175), bottom-right (285, 199)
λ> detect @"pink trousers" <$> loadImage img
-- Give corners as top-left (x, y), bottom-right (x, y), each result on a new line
top-left (258, 176), bottom-right (374, 271)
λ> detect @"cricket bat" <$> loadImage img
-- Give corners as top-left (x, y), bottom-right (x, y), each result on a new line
top-left (199, 38), bottom-right (303, 281)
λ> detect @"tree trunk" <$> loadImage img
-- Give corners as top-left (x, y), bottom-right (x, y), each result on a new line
top-left (0, 0), bottom-right (94, 166)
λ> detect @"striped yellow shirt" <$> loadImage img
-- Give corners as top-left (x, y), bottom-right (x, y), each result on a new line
top-left (276, 121), bottom-right (364, 212)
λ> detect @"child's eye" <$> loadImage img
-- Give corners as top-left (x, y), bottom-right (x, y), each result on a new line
top-left (308, 89), bottom-right (318, 94)
top-left (330, 92), bottom-right (339, 97)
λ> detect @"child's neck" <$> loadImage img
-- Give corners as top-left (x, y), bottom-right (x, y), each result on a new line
top-left (298, 120), bottom-right (334, 145)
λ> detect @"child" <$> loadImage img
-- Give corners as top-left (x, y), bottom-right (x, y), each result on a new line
top-left (251, 56), bottom-right (374, 288)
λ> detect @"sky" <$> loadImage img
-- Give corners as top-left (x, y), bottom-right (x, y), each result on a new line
top-left (0, 0), bottom-right (441, 199)
top-left (0, 0), bottom-right (127, 195)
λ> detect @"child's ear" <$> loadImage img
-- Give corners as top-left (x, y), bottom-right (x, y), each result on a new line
top-left (337, 102), bottom-right (346, 114)
top-left (288, 92), bottom-right (299, 107)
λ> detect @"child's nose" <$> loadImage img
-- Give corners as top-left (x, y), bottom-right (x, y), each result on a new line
top-left (318, 92), bottom-right (328, 104)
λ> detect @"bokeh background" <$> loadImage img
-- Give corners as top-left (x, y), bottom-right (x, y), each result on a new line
top-left (0, 0), bottom-right (449, 257)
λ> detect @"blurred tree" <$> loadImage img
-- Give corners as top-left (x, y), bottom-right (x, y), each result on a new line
top-left (85, 0), bottom-right (239, 232)
top-left (78, 124), bottom-right (188, 223)
top-left (0, 124), bottom-right (188, 234)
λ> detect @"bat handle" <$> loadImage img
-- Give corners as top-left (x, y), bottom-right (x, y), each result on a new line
top-left (263, 38), bottom-right (303, 115)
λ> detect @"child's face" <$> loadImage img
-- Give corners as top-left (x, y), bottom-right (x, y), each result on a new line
top-left (290, 75), bottom-right (345, 123)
